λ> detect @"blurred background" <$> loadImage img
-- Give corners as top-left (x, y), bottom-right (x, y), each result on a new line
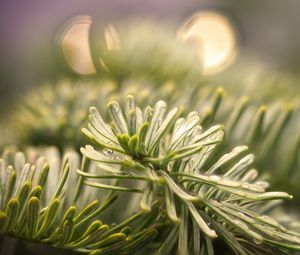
top-left (2, 1), bottom-right (300, 251)
top-left (1, 0), bottom-right (300, 114)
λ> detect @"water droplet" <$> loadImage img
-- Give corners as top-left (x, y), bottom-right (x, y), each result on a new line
top-left (211, 200), bottom-right (220, 206)
top-left (112, 156), bottom-right (121, 161)
top-left (210, 175), bottom-right (221, 181)
top-left (103, 148), bottom-right (114, 156)
top-left (261, 215), bottom-right (270, 220)
top-left (254, 238), bottom-right (263, 245)
top-left (242, 183), bottom-right (250, 189)
top-left (236, 212), bottom-right (244, 218)
top-left (234, 219), bottom-right (241, 225)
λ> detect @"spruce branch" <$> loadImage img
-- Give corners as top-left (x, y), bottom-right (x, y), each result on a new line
top-left (80, 96), bottom-right (300, 254)
top-left (11, 81), bottom-right (116, 150)
top-left (0, 147), bottom-right (158, 254)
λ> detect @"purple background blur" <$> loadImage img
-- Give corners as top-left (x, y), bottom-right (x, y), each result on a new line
top-left (1, 0), bottom-right (300, 109)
